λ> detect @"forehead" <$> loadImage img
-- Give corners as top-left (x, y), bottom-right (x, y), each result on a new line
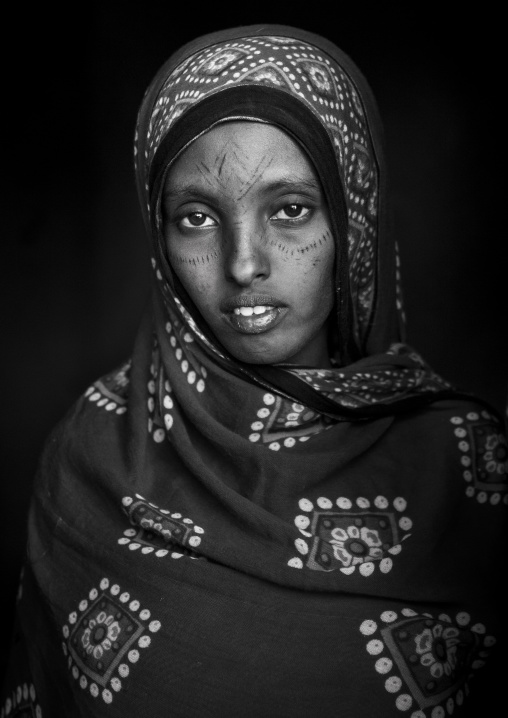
top-left (166, 121), bottom-right (318, 186)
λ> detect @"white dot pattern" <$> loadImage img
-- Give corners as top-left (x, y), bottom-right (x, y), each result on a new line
top-left (358, 606), bottom-right (496, 716)
top-left (118, 493), bottom-right (205, 562)
top-left (449, 412), bottom-right (507, 503)
top-left (288, 494), bottom-right (412, 575)
top-left (60, 578), bottom-right (161, 705)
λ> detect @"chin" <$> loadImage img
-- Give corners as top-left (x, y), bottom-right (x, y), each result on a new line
top-left (229, 347), bottom-right (286, 365)
top-left (223, 337), bottom-right (293, 366)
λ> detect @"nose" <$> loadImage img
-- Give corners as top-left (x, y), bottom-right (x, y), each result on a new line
top-left (224, 221), bottom-right (270, 287)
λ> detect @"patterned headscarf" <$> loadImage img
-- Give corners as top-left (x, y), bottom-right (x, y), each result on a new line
top-left (131, 25), bottom-right (455, 427)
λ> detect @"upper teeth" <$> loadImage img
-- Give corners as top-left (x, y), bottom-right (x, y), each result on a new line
top-left (234, 305), bottom-right (272, 316)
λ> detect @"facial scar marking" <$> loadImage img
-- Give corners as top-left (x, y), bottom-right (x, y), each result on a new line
top-left (236, 155), bottom-right (275, 201)
top-left (270, 230), bottom-right (331, 257)
top-left (216, 152), bottom-right (227, 177)
top-left (194, 162), bottom-right (215, 188)
top-left (172, 250), bottom-right (221, 266)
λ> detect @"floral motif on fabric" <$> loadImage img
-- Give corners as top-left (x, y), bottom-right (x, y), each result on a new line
top-left (1, 682), bottom-right (42, 717)
top-left (197, 48), bottom-right (247, 75)
top-left (248, 392), bottom-right (333, 448)
top-left (359, 607), bottom-right (496, 716)
top-left (239, 65), bottom-right (297, 92)
top-left (351, 142), bottom-right (374, 191)
top-left (84, 360), bottom-right (130, 416)
top-left (119, 494), bottom-right (205, 559)
top-left (288, 495), bottom-right (412, 574)
top-left (297, 60), bottom-right (335, 98)
top-left (450, 410), bottom-right (508, 504)
top-left (61, 577), bottom-right (161, 705)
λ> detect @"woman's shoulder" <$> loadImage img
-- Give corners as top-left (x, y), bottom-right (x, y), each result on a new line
top-left (34, 359), bottom-right (134, 484)
top-left (408, 394), bottom-right (508, 506)
top-left (424, 394), bottom-right (506, 437)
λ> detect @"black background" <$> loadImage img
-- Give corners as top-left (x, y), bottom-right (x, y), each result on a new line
top-left (1, 2), bottom-right (506, 690)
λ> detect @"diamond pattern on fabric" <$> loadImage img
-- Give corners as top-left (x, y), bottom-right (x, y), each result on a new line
top-left (61, 578), bottom-right (161, 705)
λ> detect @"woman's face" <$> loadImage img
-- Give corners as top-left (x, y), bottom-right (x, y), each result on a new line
top-left (162, 121), bottom-right (335, 367)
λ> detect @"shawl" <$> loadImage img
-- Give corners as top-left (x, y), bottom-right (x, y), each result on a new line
top-left (3, 25), bottom-right (507, 718)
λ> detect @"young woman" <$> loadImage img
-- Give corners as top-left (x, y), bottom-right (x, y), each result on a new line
top-left (3, 24), bottom-right (506, 717)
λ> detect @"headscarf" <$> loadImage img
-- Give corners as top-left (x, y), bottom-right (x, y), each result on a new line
top-left (4, 25), bottom-right (506, 718)
top-left (132, 24), bottom-right (458, 425)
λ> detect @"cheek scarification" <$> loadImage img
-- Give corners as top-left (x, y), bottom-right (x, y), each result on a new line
top-left (269, 229), bottom-right (332, 259)
top-left (298, 229), bottom-right (332, 253)
top-left (171, 249), bottom-right (221, 267)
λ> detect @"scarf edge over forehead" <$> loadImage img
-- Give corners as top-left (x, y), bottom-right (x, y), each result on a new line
top-left (132, 24), bottom-right (478, 419)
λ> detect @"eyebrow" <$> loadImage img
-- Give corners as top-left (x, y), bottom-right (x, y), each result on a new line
top-left (163, 175), bottom-right (322, 201)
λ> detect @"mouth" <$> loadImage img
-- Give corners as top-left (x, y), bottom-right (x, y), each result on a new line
top-left (221, 295), bottom-right (288, 335)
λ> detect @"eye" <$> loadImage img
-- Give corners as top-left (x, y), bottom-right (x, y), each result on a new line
top-left (179, 212), bottom-right (217, 229)
top-left (271, 204), bottom-right (311, 222)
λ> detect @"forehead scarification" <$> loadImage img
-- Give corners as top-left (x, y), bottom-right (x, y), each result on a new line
top-left (167, 123), bottom-right (317, 206)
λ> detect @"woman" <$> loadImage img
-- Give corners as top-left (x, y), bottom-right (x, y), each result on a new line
top-left (3, 24), bottom-right (506, 717)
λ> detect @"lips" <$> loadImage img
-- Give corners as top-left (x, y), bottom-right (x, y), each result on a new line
top-left (221, 294), bottom-right (283, 311)
top-left (221, 294), bottom-right (287, 334)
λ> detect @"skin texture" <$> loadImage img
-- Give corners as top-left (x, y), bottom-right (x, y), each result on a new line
top-left (162, 121), bottom-right (335, 367)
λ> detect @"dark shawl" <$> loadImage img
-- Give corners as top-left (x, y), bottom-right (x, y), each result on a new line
top-left (3, 25), bottom-right (507, 718)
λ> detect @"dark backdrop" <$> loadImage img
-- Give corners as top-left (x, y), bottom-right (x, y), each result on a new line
top-left (2, 4), bottom-right (505, 681)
